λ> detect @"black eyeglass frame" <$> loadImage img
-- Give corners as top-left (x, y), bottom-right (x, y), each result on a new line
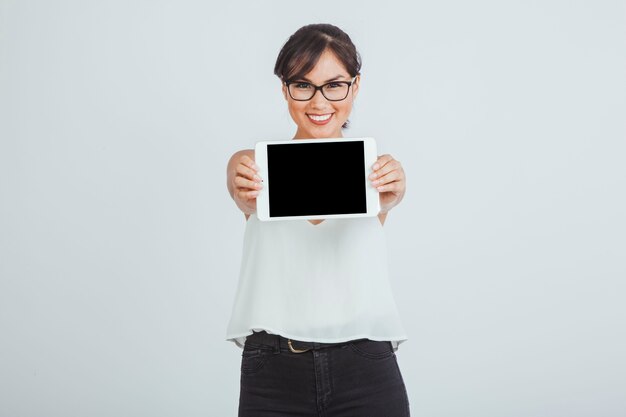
top-left (284, 76), bottom-right (357, 102)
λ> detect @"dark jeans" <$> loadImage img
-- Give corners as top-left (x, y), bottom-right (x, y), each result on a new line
top-left (238, 331), bottom-right (411, 416)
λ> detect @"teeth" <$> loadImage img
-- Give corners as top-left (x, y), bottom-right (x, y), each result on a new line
top-left (308, 114), bottom-right (332, 121)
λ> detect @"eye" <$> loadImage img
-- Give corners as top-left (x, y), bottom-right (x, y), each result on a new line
top-left (326, 82), bottom-right (343, 89)
top-left (294, 82), bottom-right (312, 89)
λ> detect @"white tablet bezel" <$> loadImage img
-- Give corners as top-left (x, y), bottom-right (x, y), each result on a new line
top-left (255, 137), bottom-right (380, 221)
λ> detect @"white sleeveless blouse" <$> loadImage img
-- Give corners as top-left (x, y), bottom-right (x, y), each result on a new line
top-left (226, 214), bottom-right (408, 350)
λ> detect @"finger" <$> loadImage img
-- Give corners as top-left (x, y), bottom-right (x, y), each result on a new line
top-left (234, 176), bottom-right (263, 190)
top-left (237, 189), bottom-right (259, 200)
top-left (372, 154), bottom-right (394, 171)
top-left (376, 180), bottom-right (402, 193)
top-left (236, 163), bottom-right (262, 182)
top-left (240, 155), bottom-right (259, 171)
top-left (370, 160), bottom-right (401, 180)
top-left (371, 170), bottom-right (400, 186)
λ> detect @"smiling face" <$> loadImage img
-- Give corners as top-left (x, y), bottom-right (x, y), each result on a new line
top-left (282, 49), bottom-right (360, 139)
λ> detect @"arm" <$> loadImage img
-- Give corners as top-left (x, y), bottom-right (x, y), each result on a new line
top-left (226, 149), bottom-right (262, 220)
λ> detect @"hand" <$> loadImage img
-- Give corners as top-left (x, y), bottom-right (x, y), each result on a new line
top-left (369, 154), bottom-right (406, 214)
top-left (230, 153), bottom-right (263, 215)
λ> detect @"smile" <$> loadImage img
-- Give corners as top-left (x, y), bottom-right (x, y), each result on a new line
top-left (307, 113), bottom-right (333, 125)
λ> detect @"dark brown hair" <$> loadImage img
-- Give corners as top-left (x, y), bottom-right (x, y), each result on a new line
top-left (274, 24), bottom-right (361, 129)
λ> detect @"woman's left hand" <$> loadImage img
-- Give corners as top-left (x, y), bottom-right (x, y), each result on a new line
top-left (369, 154), bottom-right (406, 214)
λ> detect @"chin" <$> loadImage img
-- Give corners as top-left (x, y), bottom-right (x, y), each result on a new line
top-left (295, 119), bottom-right (343, 139)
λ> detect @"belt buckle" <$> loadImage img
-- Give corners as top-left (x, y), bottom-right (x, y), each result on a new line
top-left (287, 339), bottom-right (310, 353)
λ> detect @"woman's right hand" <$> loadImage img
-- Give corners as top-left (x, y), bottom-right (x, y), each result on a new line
top-left (227, 150), bottom-right (263, 215)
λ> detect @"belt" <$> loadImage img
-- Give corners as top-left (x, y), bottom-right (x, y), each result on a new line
top-left (246, 330), bottom-right (365, 354)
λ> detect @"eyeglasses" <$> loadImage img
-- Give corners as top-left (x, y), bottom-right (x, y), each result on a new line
top-left (284, 77), bottom-right (357, 101)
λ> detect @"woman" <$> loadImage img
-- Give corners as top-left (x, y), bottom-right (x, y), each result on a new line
top-left (226, 23), bottom-right (410, 416)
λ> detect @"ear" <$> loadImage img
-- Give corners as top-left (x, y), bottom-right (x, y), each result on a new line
top-left (352, 75), bottom-right (361, 99)
top-left (281, 82), bottom-right (288, 101)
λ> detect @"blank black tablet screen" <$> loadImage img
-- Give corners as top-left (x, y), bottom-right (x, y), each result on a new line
top-left (267, 141), bottom-right (366, 217)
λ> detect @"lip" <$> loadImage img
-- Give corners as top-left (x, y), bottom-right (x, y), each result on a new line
top-left (306, 113), bottom-right (334, 125)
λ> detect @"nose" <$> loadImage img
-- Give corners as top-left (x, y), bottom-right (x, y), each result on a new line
top-left (309, 88), bottom-right (328, 108)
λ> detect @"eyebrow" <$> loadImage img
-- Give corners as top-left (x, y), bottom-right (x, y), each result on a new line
top-left (300, 75), bottom-right (348, 83)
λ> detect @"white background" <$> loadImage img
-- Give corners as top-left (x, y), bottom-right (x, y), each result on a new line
top-left (1, 0), bottom-right (625, 416)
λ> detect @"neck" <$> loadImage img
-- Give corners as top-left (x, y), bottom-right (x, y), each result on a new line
top-left (293, 128), bottom-right (343, 140)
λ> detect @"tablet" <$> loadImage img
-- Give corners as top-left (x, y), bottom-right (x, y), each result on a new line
top-left (255, 137), bottom-right (380, 221)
